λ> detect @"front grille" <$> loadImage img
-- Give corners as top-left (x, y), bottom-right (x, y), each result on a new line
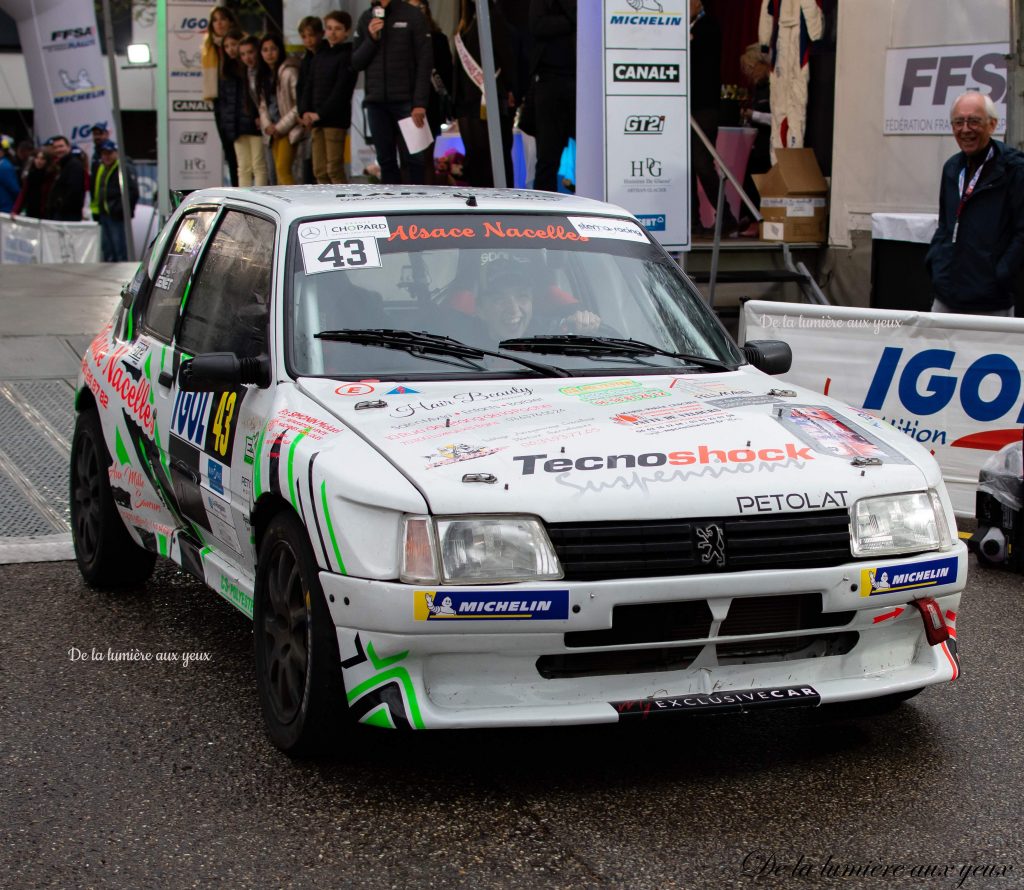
top-left (564, 593), bottom-right (854, 650)
top-left (546, 509), bottom-right (852, 581)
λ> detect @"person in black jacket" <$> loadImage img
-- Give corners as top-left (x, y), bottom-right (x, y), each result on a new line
top-left (407, 0), bottom-right (454, 170)
top-left (300, 11), bottom-right (358, 184)
top-left (352, 0), bottom-right (434, 185)
top-left (43, 136), bottom-right (86, 221)
top-left (94, 140), bottom-right (139, 262)
top-left (295, 15), bottom-right (324, 184)
top-left (453, 0), bottom-right (517, 188)
top-left (926, 91), bottom-right (1024, 317)
top-left (528, 0), bottom-right (575, 192)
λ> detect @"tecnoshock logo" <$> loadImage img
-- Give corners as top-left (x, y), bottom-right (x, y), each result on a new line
top-left (513, 443), bottom-right (814, 475)
top-left (613, 63), bottom-right (680, 83)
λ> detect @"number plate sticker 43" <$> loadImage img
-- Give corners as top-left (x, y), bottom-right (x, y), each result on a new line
top-left (298, 217), bottom-right (388, 275)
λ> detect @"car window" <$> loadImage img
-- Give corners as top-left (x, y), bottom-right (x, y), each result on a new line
top-left (178, 210), bottom-right (276, 359)
top-left (287, 212), bottom-right (741, 378)
top-left (144, 210), bottom-right (217, 341)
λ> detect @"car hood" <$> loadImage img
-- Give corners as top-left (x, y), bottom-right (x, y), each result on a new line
top-left (297, 371), bottom-right (934, 521)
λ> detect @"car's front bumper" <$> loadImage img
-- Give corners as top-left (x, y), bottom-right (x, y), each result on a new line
top-left (320, 543), bottom-right (966, 729)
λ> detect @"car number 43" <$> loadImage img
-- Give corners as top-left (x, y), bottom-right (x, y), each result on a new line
top-left (301, 237), bottom-right (382, 274)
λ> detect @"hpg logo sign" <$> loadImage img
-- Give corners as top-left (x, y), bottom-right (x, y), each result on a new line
top-left (884, 43), bottom-right (1008, 135)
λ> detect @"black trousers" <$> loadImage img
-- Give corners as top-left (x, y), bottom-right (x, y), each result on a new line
top-left (532, 73), bottom-right (575, 192)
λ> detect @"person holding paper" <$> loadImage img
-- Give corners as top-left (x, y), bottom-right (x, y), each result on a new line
top-left (352, 0), bottom-right (434, 184)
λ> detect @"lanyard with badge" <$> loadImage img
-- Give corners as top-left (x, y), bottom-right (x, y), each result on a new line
top-left (953, 144), bottom-right (994, 243)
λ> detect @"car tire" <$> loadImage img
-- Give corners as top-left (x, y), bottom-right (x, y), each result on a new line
top-left (70, 408), bottom-right (157, 588)
top-left (254, 511), bottom-right (348, 756)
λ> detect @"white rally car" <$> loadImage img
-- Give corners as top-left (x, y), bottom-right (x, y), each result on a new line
top-left (72, 186), bottom-right (965, 754)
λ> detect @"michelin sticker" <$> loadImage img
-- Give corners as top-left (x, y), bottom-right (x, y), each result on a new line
top-left (861, 556), bottom-right (958, 597)
top-left (415, 590), bottom-right (570, 620)
top-left (567, 216), bottom-right (648, 242)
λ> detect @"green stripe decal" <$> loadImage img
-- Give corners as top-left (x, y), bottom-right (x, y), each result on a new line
top-left (346, 642), bottom-right (424, 730)
top-left (125, 309), bottom-right (134, 340)
top-left (157, 533), bottom-right (168, 557)
top-left (320, 481), bottom-right (346, 574)
top-left (180, 281), bottom-right (191, 312)
top-left (200, 546), bottom-right (213, 560)
top-left (114, 428), bottom-right (130, 465)
top-left (362, 706), bottom-right (396, 729)
top-left (160, 345), bottom-right (167, 375)
top-left (252, 426), bottom-right (267, 500)
top-left (287, 429), bottom-right (308, 510)
top-left (143, 352), bottom-right (152, 385)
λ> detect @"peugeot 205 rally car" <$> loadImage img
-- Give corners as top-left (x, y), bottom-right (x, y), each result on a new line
top-left (72, 185), bottom-right (965, 754)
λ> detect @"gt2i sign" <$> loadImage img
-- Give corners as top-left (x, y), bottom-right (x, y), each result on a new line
top-left (883, 43), bottom-right (1008, 135)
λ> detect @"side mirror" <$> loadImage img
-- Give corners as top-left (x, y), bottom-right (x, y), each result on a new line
top-left (178, 353), bottom-right (271, 391)
top-left (743, 339), bottom-right (792, 376)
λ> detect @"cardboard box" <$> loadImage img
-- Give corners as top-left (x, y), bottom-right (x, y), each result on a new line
top-left (752, 148), bottom-right (829, 243)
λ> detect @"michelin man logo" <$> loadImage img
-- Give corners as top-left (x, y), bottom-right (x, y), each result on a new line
top-left (627, 0), bottom-right (664, 10)
top-left (59, 69), bottom-right (95, 91)
top-left (425, 592), bottom-right (457, 617)
top-left (179, 50), bottom-right (201, 69)
top-left (868, 569), bottom-right (891, 593)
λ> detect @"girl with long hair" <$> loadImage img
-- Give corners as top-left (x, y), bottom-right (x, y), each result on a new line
top-left (202, 5), bottom-right (241, 185)
top-left (257, 33), bottom-right (302, 186)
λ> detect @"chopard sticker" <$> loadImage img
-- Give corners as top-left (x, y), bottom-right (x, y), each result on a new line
top-left (297, 217), bottom-right (390, 241)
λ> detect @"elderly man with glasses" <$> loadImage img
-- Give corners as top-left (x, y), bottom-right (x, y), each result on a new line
top-left (925, 90), bottom-right (1024, 316)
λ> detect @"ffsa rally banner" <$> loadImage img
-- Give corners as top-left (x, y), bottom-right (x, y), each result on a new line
top-left (741, 301), bottom-right (1024, 517)
top-left (1, 0), bottom-right (114, 154)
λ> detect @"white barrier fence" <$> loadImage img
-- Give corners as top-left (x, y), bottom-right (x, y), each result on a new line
top-left (741, 300), bottom-right (1024, 517)
top-left (1, 205), bottom-right (160, 265)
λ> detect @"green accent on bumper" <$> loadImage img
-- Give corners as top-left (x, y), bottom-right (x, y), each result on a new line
top-left (346, 664), bottom-right (425, 730)
top-left (114, 428), bottom-right (130, 466)
top-left (287, 429), bottom-right (309, 510)
top-left (319, 481), bottom-right (346, 575)
top-left (362, 705), bottom-right (397, 729)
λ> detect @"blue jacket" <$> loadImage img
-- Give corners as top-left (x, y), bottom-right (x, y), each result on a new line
top-left (0, 156), bottom-right (19, 212)
top-left (926, 138), bottom-right (1024, 312)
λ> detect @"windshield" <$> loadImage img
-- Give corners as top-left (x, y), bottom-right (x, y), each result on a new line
top-left (286, 212), bottom-right (743, 379)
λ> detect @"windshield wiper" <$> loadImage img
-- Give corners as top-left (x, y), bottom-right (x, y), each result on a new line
top-left (498, 335), bottom-right (735, 371)
top-left (314, 329), bottom-right (571, 377)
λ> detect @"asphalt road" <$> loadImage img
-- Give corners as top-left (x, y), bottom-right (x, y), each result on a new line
top-left (2, 554), bottom-right (1023, 890)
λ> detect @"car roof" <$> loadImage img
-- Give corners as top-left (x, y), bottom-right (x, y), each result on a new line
top-left (182, 185), bottom-right (637, 223)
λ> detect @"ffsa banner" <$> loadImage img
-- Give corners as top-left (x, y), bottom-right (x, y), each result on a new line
top-left (0, 0), bottom-right (115, 154)
top-left (883, 43), bottom-right (1008, 136)
top-left (741, 301), bottom-right (1024, 517)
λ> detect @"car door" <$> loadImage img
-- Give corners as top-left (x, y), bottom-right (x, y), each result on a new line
top-left (102, 206), bottom-right (218, 558)
top-left (165, 206), bottom-right (278, 570)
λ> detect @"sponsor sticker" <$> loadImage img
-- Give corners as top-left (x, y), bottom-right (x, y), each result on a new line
top-left (301, 236), bottom-right (382, 275)
top-left (414, 590), bottom-right (570, 621)
top-left (206, 456), bottom-right (229, 495)
top-left (861, 555), bottom-right (959, 597)
top-left (613, 685), bottom-right (821, 718)
top-left (567, 216), bottom-right (649, 243)
top-left (298, 217), bottom-right (391, 242)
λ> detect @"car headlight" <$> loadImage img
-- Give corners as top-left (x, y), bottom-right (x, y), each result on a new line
top-left (851, 491), bottom-right (952, 557)
top-left (400, 515), bottom-right (562, 585)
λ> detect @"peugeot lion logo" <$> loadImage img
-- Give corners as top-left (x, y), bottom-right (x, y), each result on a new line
top-left (696, 524), bottom-right (726, 567)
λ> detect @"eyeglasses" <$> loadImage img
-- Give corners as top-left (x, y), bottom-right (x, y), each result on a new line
top-left (951, 116), bottom-right (988, 130)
